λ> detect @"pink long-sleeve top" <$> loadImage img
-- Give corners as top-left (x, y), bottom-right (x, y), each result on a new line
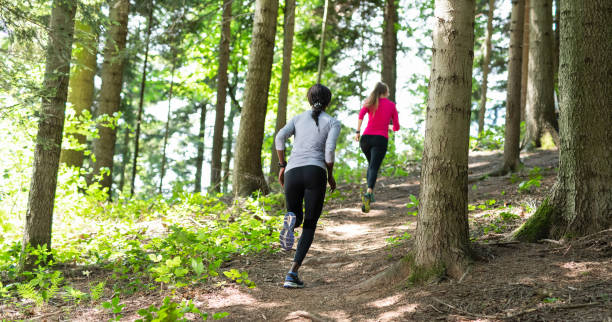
top-left (358, 97), bottom-right (400, 138)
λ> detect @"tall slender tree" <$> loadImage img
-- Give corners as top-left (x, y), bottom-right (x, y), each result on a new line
top-left (514, 0), bottom-right (612, 241)
top-left (415, 0), bottom-right (475, 279)
top-left (194, 102), bottom-right (207, 193)
top-left (91, 0), bottom-right (129, 194)
top-left (210, 0), bottom-right (232, 193)
top-left (270, 0), bottom-right (296, 182)
top-left (316, 0), bottom-right (329, 84)
top-left (381, 0), bottom-right (398, 102)
top-left (498, 0), bottom-right (525, 174)
top-left (232, 0), bottom-right (279, 196)
top-left (130, 0), bottom-right (154, 196)
top-left (222, 104), bottom-right (238, 193)
top-left (159, 56), bottom-right (176, 194)
top-left (477, 0), bottom-right (495, 134)
top-left (60, 20), bottom-right (98, 168)
top-left (520, 0), bottom-right (529, 122)
top-left (20, 0), bottom-right (77, 269)
top-left (524, 0), bottom-right (555, 148)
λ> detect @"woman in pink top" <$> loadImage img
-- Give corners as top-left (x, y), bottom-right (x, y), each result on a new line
top-left (354, 82), bottom-right (400, 212)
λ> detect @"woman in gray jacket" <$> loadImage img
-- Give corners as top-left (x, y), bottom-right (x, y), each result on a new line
top-left (275, 84), bottom-right (341, 288)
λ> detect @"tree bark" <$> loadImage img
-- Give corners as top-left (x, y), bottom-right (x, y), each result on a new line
top-left (514, 0), bottom-right (612, 241)
top-left (21, 0), bottom-right (76, 270)
top-left (524, 0), bottom-right (555, 149)
top-left (130, 1), bottom-right (153, 196)
top-left (270, 0), bottom-right (296, 182)
top-left (381, 0), bottom-right (398, 102)
top-left (232, 0), bottom-right (278, 196)
top-left (91, 0), bottom-right (129, 194)
top-left (316, 0), bottom-right (329, 84)
top-left (520, 0), bottom-right (529, 122)
top-left (194, 103), bottom-right (207, 193)
top-left (415, 0), bottom-right (475, 279)
top-left (477, 0), bottom-right (495, 134)
top-left (60, 20), bottom-right (97, 168)
top-left (210, 0), bottom-right (232, 193)
top-left (500, 0), bottom-right (525, 174)
top-left (159, 57), bottom-right (176, 194)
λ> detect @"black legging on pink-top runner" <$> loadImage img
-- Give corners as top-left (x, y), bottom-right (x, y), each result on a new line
top-left (284, 165), bottom-right (327, 265)
top-left (360, 134), bottom-right (389, 189)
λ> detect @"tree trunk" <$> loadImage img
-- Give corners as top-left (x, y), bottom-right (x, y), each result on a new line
top-left (210, 0), bottom-right (232, 193)
top-left (381, 0), bottom-right (398, 102)
top-left (20, 0), bottom-right (76, 270)
top-left (520, 0), bottom-right (529, 122)
top-left (524, 0), bottom-right (555, 149)
top-left (553, 0), bottom-right (559, 84)
top-left (270, 0), bottom-right (296, 182)
top-left (514, 0), bottom-right (612, 241)
top-left (415, 0), bottom-right (475, 279)
top-left (159, 58), bottom-right (176, 194)
top-left (91, 0), bottom-right (129, 195)
top-left (60, 20), bottom-right (97, 168)
top-left (223, 104), bottom-right (238, 193)
top-left (130, 1), bottom-right (153, 196)
top-left (194, 103), bottom-right (207, 193)
top-left (500, 0), bottom-right (525, 174)
top-left (232, 0), bottom-right (278, 196)
top-left (118, 125), bottom-right (130, 193)
top-left (316, 0), bottom-right (329, 84)
top-left (477, 0), bottom-right (495, 134)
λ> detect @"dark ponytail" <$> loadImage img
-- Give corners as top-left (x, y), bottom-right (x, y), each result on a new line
top-left (307, 84), bottom-right (332, 126)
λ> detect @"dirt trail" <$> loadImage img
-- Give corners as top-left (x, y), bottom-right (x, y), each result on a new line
top-left (57, 149), bottom-right (608, 321)
top-left (167, 149), bottom-right (610, 322)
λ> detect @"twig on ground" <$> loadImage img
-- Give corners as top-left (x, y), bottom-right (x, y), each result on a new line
top-left (432, 297), bottom-right (497, 319)
top-left (458, 266), bottom-right (470, 283)
top-left (187, 217), bottom-right (207, 229)
top-left (540, 239), bottom-right (564, 245)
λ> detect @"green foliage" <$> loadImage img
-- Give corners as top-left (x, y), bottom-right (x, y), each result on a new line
top-left (136, 297), bottom-right (228, 322)
top-left (385, 232), bottom-right (412, 248)
top-left (514, 198), bottom-right (554, 242)
top-left (89, 281), bottom-right (106, 302)
top-left (470, 125), bottom-right (505, 151)
top-left (406, 194), bottom-right (419, 216)
top-left (518, 167), bottom-right (542, 193)
top-left (102, 295), bottom-right (125, 321)
top-left (223, 269), bottom-right (255, 288)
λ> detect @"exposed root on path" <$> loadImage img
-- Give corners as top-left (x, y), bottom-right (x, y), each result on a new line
top-left (351, 257), bottom-right (412, 294)
top-left (285, 310), bottom-right (329, 322)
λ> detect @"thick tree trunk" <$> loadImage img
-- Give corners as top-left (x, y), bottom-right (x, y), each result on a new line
top-left (500, 0), bottom-right (525, 174)
top-left (520, 0), bottom-right (529, 122)
top-left (381, 0), bottom-right (398, 102)
top-left (91, 0), bottom-right (129, 194)
top-left (222, 105), bottom-right (238, 193)
top-left (415, 0), bottom-right (475, 279)
top-left (60, 20), bottom-right (97, 168)
top-left (130, 1), bottom-right (153, 196)
top-left (477, 0), bottom-right (495, 134)
top-left (194, 103), bottom-right (207, 193)
top-left (232, 0), bottom-right (278, 196)
top-left (316, 0), bottom-right (329, 84)
top-left (270, 0), bottom-right (296, 182)
top-left (21, 0), bottom-right (76, 270)
top-left (210, 0), bottom-right (232, 193)
top-left (159, 58), bottom-right (176, 194)
top-left (524, 0), bottom-right (555, 149)
top-left (515, 0), bottom-right (612, 241)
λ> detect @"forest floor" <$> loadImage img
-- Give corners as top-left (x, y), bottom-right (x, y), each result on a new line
top-left (5, 149), bottom-right (612, 321)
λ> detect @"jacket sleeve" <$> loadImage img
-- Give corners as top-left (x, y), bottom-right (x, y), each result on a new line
top-left (275, 117), bottom-right (295, 150)
top-left (325, 119), bottom-right (342, 163)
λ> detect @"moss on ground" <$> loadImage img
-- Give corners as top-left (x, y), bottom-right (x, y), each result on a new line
top-left (513, 198), bottom-right (554, 242)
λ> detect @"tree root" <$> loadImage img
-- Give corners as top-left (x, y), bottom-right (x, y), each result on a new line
top-left (351, 257), bottom-right (412, 293)
top-left (285, 310), bottom-right (329, 322)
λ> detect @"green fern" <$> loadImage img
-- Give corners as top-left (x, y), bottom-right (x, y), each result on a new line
top-left (63, 286), bottom-right (87, 303)
top-left (89, 281), bottom-right (105, 302)
top-left (17, 282), bottom-right (43, 306)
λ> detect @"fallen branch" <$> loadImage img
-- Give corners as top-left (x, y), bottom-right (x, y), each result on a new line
top-left (432, 297), bottom-right (497, 319)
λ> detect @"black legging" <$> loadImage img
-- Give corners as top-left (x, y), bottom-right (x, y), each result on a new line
top-left (360, 134), bottom-right (388, 189)
top-left (284, 165), bottom-right (327, 265)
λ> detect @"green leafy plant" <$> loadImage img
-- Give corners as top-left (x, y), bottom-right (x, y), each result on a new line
top-left (518, 167), bottom-right (542, 193)
top-left (63, 285), bottom-right (87, 304)
top-left (89, 281), bottom-right (105, 302)
top-left (136, 297), bottom-right (229, 321)
top-left (385, 232), bottom-right (412, 247)
top-left (223, 269), bottom-right (255, 288)
top-left (102, 295), bottom-right (125, 321)
top-left (406, 195), bottom-right (419, 216)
